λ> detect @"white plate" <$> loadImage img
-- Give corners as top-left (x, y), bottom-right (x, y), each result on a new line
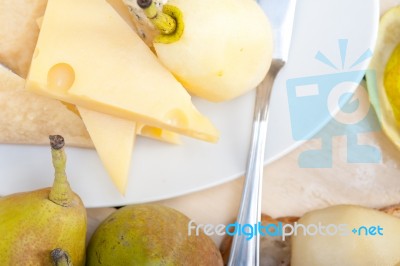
top-left (0, 0), bottom-right (379, 207)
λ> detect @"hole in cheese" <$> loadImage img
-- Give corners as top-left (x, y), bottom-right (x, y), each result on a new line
top-left (47, 63), bottom-right (75, 92)
top-left (140, 126), bottom-right (163, 138)
top-left (164, 109), bottom-right (188, 128)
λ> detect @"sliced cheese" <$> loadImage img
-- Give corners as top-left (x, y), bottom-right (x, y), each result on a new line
top-left (35, 14), bottom-right (181, 145)
top-left (37, 10), bottom-right (178, 194)
top-left (26, 0), bottom-right (219, 142)
top-left (78, 107), bottom-right (135, 194)
top-left (77, 107), bottom-right (180, 193)
top-left (75, 107), bottom-right (181, 193)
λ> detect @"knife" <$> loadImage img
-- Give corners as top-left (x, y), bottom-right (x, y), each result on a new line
top-left (227, 0), bottom-right (297, 265)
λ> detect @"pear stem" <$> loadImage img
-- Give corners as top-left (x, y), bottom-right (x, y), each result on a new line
top-left (48, 135), bottom-right (73, 207)
top-left (137, 0), bottom-right (176, 35)
top-left (51, 248), bottom-right (73, 266)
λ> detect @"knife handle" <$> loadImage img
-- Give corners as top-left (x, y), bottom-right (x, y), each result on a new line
top-left (228, 59), bottom-right (285, 266)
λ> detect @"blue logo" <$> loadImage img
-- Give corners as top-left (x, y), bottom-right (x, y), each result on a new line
top-left (188, 220), bottom-right (384, 241)
top-left (287, 39), bottom-right (381, 168)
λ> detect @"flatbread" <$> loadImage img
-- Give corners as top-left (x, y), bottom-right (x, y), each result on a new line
top-left (0, 0), bottom-right (92, 147)
top-left (0, 64), bottom-right (93, 147)
top-left (0, 0), bottom-right (49, 78)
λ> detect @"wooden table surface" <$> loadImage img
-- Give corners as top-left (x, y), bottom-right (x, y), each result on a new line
top-left (87, 0), bottom-right (400, 247)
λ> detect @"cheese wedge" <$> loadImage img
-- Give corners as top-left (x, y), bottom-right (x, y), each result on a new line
top-left (26, 0), bottom-right (219, 142)
top-left (78, 107), bottom-right (182, 193)
top-left (36, 11), bottom-right (178, 194)
top-left (79, 107), bottom-right (135, 194)
top-left (35, 14), bottom-right (181, 145)
top-left (36, 13), bottom-right (181, 147)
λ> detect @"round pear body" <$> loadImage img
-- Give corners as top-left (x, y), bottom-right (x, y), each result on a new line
top-left (0, 188), bottom-right (87, 265)
top-left (384, 44), bottom-right (400, 124)
top-left (86, 204), bottom-right (223, 265)
top-left (154, 0), bottom-right (273, 102)
top-left (0, 136), bottom-right (86, 265)
top-left (291, 205), bottom-right (400, 266)
top-left (367, 5), bottom-right (400, 149)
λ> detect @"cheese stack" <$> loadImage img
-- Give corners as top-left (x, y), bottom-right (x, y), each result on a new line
top-left (25, 0), bottom-right (219, 193)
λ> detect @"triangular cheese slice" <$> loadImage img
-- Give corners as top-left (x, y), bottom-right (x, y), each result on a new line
top-left (35, 14), bottom-right (181, 145)
top-left (35, 12), bottom-right (177, 194)
top-left (26, 0), bottom-right (219, 142)
top-left (77, 107), bottom-right (181, 193)
top-left (79, 107), bottom-right (135, 194)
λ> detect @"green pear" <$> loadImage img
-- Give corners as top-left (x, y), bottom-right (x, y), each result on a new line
top-left (86, 204), bottom-right (223, 265)
top-left (0, 135), bottom-right (87, 265)
top-left (128, 0), bottom-right (273, 102)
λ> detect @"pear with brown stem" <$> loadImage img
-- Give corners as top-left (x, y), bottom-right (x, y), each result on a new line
top-left (0, 135), bottom-right (87, 265)
top-left (126, 0), bottom-right (273, 102)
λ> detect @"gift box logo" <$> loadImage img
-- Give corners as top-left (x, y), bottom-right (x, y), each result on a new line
top-left (286, 39), bottom-right (381, 168)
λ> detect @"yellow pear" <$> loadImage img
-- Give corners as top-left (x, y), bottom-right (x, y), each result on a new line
top-left (0, 135), bottom-right (87, 265)
top-left (367, 5), bottom-right (400, 150)
top-left (291, 205), bottom-right (400, 266)
top-left (129, 0), bottom-right (273, 102)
